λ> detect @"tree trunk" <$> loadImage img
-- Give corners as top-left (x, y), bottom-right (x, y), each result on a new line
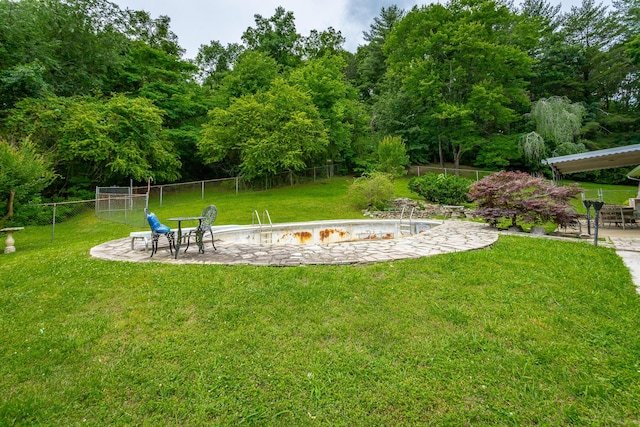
top-left (7, 190), bottom-right (14, 218)
top-left (1, 190), bottom-right (15, 226)
top-left (452, 144), bottom-right (461, 174)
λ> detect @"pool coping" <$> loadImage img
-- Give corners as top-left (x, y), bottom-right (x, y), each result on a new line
top-left (90, 220), bottom-right (500, 266)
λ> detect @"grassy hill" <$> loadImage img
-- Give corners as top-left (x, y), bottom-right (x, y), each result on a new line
top-left (1, 177), bottom-right (639, 425)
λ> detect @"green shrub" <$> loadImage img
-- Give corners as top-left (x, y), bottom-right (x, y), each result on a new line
top-left (408, 173), bottom-right (471, 205)
top-left (377, 136), bottom-right (409, 178)
top-left (347, 172), bottom-right (395, 210)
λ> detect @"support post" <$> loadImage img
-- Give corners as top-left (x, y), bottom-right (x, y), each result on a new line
top-left (51, 203), bottom-right (56, 242)
top-left (583, 200), bottom-right (592, 236)
top-left (592, 201), bottom-right (605, 246)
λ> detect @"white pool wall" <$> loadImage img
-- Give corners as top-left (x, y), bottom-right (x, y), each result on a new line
top-left (214, 219), bottom-right (440, 245)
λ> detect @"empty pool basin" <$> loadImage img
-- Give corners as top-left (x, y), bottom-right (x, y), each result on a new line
top-left (214, 219), bottom-right (440, 245)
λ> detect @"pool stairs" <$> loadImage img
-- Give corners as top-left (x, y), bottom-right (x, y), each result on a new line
top-left (252, 210), bottom-right (273, 244)
top-left (400, 207), bottom-right (415, 236)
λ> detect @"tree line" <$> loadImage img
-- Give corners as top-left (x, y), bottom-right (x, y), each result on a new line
top-left (1, 0), bottom-right (639, 213)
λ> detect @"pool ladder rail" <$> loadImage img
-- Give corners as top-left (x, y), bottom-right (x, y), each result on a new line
top-left (399, 207), bottom-right (415, 236)
top-left (252, 210), bottom-right (273, 244)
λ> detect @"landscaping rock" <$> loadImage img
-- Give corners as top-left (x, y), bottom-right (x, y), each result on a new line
top-left (364, 198), bottom-right (469, 219)
top-left (530, 226), bottom-right (547, 235)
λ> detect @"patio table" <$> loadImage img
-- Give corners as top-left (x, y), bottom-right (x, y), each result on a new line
top-left (599, 205), bottom-right (636, 230)
top-left (168, 216), bottom-right (204, 259)
top-left (442, 205), bottom-right (465, 219)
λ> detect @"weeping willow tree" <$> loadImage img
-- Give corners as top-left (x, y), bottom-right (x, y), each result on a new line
top-left (530, 96), bottom-right (586, 156)
top-left (520, 131), bottom-right (546, 173)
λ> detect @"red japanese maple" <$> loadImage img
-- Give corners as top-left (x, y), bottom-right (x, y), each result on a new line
top-left (468, 171), bottom-right (583, 229)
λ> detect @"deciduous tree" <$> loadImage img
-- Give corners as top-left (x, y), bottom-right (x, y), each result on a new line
top-left (241, 6), bottom-right (302, 69)
top-left (377, 136), bottom-right (409, 178)
top-left (288, 55), bottom-right (369, 166)
top-left (301, 28), bottom-right (346, 59)
top-left (195, 41), bottom-right (244, 88)
top-left (0, 137), bottom-right (55, 225)
top-left (7, 94), bottom-right (180, 189)
top-left (198, 78), bottom-right (328, 182)
top-left (383, 0), bottom-right (535, 169)
top-left (469, 170), bottom-right (582, 229)
top-left (211, 51), bottom-right (279, 108)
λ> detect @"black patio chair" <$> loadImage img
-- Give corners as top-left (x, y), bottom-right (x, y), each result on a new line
top-left (185, 205), bottom-right (217, 252)
top-left (144, 208), bottom-right (175, 257)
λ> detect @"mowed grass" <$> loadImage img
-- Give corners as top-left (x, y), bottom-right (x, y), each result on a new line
top-left (2, 178), bottom-right (640, 425)
top-left (567, 180), bottom-right (638, 213)
top-left (149, 176), bottom-right (362, 225)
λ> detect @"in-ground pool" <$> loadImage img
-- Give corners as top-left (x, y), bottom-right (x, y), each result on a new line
top-left (90, 219), bottom-right (498, 265)
top-left (213, 219), bottom-right (441, 245)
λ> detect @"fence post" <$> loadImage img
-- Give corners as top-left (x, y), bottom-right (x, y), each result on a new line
top-left (476, 171), bottom-right (479, 181)
top-left (235, 176), bottom-right (239, 195)
top-left (160, 186), bottom-right (163, 206)
top-left (51, 203), bottom-right (56, 242)
top-left (201, 181), bottom-right (205, 200)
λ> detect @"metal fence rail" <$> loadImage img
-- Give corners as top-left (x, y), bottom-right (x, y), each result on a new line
top-left (26, 195), bottom-right (149, 242)
top-left (408, 165), bottom-right (496, 181)
top-left (26, 199), bottom-right (95, 242)
top-left (95, 193), bottom-right (148, 227)
top-left (25, 163), bottom-right (633, 241)
top-left (131, 164), bottom-right (342, 206)
top-left (25, 164), bottom-right (343, 240)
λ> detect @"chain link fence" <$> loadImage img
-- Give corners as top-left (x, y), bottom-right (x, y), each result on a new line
top-left (24, 163), bottom-right (632, 241)
top-left (95, 193), bottom-right (148, 227)
top-left (132, 164), bottom-right (343, 207)
top-left (21, 164), bottom-right (344, 240)
top-left (25, 194), bottom-right (149, 242)
top-left (408, 165), bottom-right (496, 181)
top-left (22, 200), bottom-right (95, 242)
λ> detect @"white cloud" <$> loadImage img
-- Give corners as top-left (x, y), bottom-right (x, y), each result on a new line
top-left (111, 0), bottom-right (610, 59)
top-left (112, 0), bottom-right (423, 57)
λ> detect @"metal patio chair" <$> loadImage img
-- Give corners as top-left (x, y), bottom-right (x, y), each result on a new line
top-left (144, 208), bottom-right (175, 257)
top-left (184, 205), bottom-right (217, 252)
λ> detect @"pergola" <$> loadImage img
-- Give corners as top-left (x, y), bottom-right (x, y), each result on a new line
top-left (543, 144), bottom-right (640, 178)
top-left (544, 144), bottom-right (640, 200)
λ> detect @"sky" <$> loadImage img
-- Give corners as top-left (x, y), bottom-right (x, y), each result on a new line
top-left (111, 0), bottom-right (597, 60)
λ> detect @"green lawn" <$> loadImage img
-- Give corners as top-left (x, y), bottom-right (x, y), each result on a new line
top-left (2, 178), bottom-right (640, 425)
top-left (568, 180), bottom-right (638, 213)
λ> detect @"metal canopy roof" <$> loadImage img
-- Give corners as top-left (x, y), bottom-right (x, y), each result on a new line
top-left (543, 144), bottom-right (640, 175)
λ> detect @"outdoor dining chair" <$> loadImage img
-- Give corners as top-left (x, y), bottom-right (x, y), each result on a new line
top-left (184, 205), bottom-right (217, 252)
top-left (144, 208), bottom-right (175, 257)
